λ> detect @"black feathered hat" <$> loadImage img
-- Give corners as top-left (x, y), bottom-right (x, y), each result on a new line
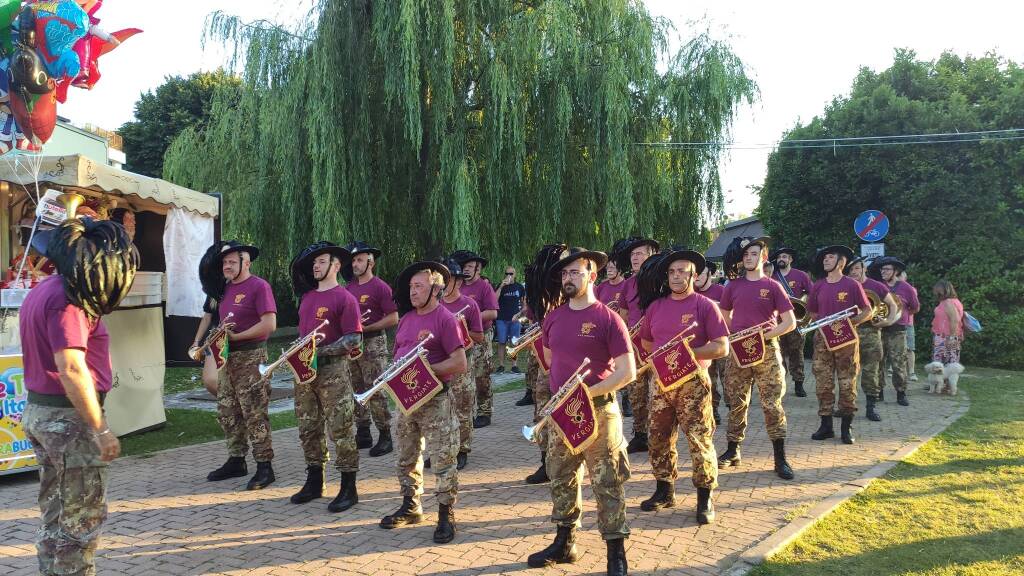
top-left (216, 240), bottom-right (259, 263)
top-left (843, 255), bottom-right (868, 275)
top-left (450, 249), bottom-right (488, 269)
top-left (812, 244), bottom-right (855, 278)
top-left (526, 244), bottom-right (568, 323)
top-left (440, 257), bottom-right (469, 280)
top-left (867, 256), bottom-right (906, 282)
top-left (722, 236), bottom-right (771, 280)
top-left (393, 260), bottom-right (451, 315)
top-left (342, 240), bottom-right (381, 281)
top-left (546, 247), bottom-right (608, 283)
top-left (290, 241), bottom-right (351, 296)
top-left (198, 241), bottom-right (230, 312)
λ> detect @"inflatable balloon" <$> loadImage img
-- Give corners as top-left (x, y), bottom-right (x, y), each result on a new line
top-left (9, 86), bottom-right (56, 145)
top-left (0, 0), bottom-right (21, 56)
top-left (56, 26), bottom-right (140, 102)
top-left (0, 59), bottom-right (36, 152)
top-left (32, 0), bottom-right (89, 80)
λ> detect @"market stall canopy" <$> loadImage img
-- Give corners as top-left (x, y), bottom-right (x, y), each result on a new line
top-left (0, 154), bottom-right (218, 217)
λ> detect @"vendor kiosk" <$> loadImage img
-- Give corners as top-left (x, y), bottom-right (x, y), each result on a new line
top-left (0, 154), bottom-right (217, 475)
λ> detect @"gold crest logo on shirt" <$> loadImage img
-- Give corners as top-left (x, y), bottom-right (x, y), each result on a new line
top-left (789, 280), bottom-right (796, 289)
top-left (316, 306), bottom-right (329, 319)
top-left (234, 294), bottom-right (246, 305)
top-left (580, 322), bottom-right (596, 336)
top-left (759, 288), bottom-right (770, 299)
top-left (838, 291), bottom-right (848, 302)
top-left (614, 292), bottom-right (621, 301)
top-left (417, 329), bottom-right (433, 342)
top-left (680, 313), bottom-right (694, 327)
top-left (359, 294), bottom-right (370, 304)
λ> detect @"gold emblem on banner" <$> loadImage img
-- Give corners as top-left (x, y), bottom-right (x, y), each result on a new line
top-left (402, 368), bottom-right (421, 390)
top-left (567, 397), bottom-right (586, 425)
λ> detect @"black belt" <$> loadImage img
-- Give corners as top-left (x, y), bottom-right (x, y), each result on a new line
top-left (231, 340), bottom-right (267, 352)
top-left (883, 324), bottom-right (907, 334)
top-left (363, 330), bottom-right (385, 340)
top-left (29, 391), bottom-right (106, 408)
top-left (593, 393), bottom-right (613, 408)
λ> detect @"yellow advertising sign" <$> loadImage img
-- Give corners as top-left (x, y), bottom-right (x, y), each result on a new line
top-left (0, 355), bottom-right (37, 474)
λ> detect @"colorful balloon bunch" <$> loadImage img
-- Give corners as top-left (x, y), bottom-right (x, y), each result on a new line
top-left (0, 0), bottom-right (140, 153)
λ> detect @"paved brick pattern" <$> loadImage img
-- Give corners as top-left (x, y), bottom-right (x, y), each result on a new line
top-left (0, 366), bottom-right (964, 575)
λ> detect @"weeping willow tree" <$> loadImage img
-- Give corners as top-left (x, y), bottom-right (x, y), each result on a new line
top-left (164, 0), bottom-right (755, 308)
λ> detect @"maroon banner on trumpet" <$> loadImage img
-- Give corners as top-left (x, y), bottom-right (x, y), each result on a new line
top-left (730, 331), bottom-right (766, 369)
top-left (548, 378), bottom-right (599, 455)
top-left (210, 334), bottom-right (228, 372)
top-left (531, 336), bottom-right (550, 373)
top-left (630, 321), bottom-right (650, 365)
top-left (820, 316), bottom-right (859, 351)
top-left (650, 337), bottom-right (700, 393)
top-left (384, 354), bottom-right (444, 416)
top-left (458, 315), bottom-right (474, 350)
top-left (285, 337), bottom-right (318, 385)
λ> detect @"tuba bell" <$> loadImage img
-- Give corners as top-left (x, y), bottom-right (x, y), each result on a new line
top-left (57, 192), bottom-right (86, 219)
top-left (865, 288), bottom-right (901, 325)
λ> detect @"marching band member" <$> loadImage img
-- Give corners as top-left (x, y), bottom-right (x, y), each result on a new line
top-left (637, 247), bottom-right (728, 524)
top-left (379, 261), bottom-right (467, 544)
top-left (869, 256), bottom-right (920, 406)
top-left (206, 241), bottom-right (279, 490)
top-left (696, 258), bottom-right (728, 424)
top-left (846, 256), bottom-right (900, 421)
top-left (451, 250), bottom-right (499, 429)
top-left (288, 242), bottom-right (364, 511)
top-left (528, 247), bottom-right (635, 576)
top-left (618, 236), bottom-right (660, 453)
top-left (344, 241), bottom-right (397, 456)
top-left (190, 241), bottom-right (231, 396)
top-left (439, 257), bottom-right (484, 470)
top-left (772, 247), bottom-right (813, 397)
top-left (717, 237), bottom-right (796, 480)
top-left (807, 245), bottom-right (871, 444)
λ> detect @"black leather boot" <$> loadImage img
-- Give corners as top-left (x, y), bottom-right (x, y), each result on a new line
top-left (841, 415), bottom-right (855, 444)
top-left (207, 456), bottom-right (247, 481)
top-left (897, 391), bottom-right (909, 406)
top-left (717, 441), bottom-right (741, 467)
top-left (527, 525), bottom-right (580, 568)
top-left (424, 458), bottom-right (431, 469)
top-left (246, 461), bottom-right (275, 490)
top-left (877, 388), bottom-right (884, 402)
top-left (473, 415), bottom-right (492, 428)
top-left (328, 471), bottom-right (358, 512)
top-left (772, 439), bottom-right (795, 480)
top-left (606, 537), bottom-right (628, 576)
top-left (696, 487), bottom-right (716, 525)
top-left (526, 452), bottom-right (549, 484)
top-left (515, 388), bottom-right (534, 406)
top-left (456, 452), bottom-right (468, 470)
top-left (640, 480), bottom-right (675, 511)
top-left (794, 381), bottom-right (807, 397)
top-left (369, 428), bottom-right (393, 457)
top-left (355, 425), bottom-right (373, 449)
top-left (712, 406), bottom-right (721, 426)
top-left (866, 397), bottom-right (881, 421)
top-left (626, 432), bottom-right (648, 454)
top-left (811, 416), bottom-right (835, 440)
top-left (290, 465), bottom-right (324, 504)
top-left (380, 496), bottom-right (423, 528)
top-left (433, 504), bottom-right (457, 543)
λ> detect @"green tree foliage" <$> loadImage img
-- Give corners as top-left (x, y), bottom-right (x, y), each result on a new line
top-left (118, 69), bottom-right (240, 177)
top-left (759, 49), bottom-right (1024, 369)
top-left (163, 0), bottom-right (755, 312)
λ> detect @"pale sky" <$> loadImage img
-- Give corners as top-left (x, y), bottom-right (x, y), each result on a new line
top-left (60, 1), bottom-right (1024, 220)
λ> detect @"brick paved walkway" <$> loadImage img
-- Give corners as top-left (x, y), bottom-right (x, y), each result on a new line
top-left (0, 370), bottom-right (965, 575)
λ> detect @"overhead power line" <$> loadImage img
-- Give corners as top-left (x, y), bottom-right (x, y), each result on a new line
top-left (633, 128), bottom-right (1024, 151)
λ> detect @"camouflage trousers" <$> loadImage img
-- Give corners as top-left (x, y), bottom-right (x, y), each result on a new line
top-left (294, 358), bottom-right (358, 472)
top-left (546, 400), bottom-right (631, 540)
top-left (879, 327), bottom-right (908, 393)
top-left (475, 327), bottom-right (495, 417)
top-left (396, 390), bottom-right (460, 505)
top-left (648, 370), bottom-right (718, 489)
top-left (352, 333), bottom-right (393, 432)
top-left (779, 329), bottom-right (806, 385)
top-left (218, 347), bottom-right (274, 462)
top-left (528, 355), bottom-right (552, 452)
top-left (857, 325), bottom-right (883, 399)
top-left (812, 332), bottom-right (860, 417)
top-left (724, 339), bottom-right (788, 442)
top-left (627, 371), bottom-right (653, 435)
top-left (449, 347), bottom-right (477, 454)
top-left (23, 404), bottom-right (109, 576)
top-left (709, 358), bottom-right (727, 411)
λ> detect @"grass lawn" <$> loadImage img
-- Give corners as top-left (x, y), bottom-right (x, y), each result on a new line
top-left (121, 409), bottom-right (297, 458)
top-left (750, 366), bottom-right (1024, 576)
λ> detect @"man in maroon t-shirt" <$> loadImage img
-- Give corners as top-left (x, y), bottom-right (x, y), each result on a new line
top-left (717, 236), bottom-right (797, 480)
top-left (379, 261), bottom-right (467, 545)
top-left (696, 258), bottom-right (727, 424)
top-left (344, 240), bottom-right (397, 456)
top-left (773, 247), bottom-right (814, 397)
top-left (21, 217), bottom-right (137, 575)
top-left (637, 248), bottom-right (729, 525)
top-left (807, 245), bottom-right (872, 445)
top-left (870, 256), bottom-right (920, 405)
top-left (528, 248), bottom-right (635, 576)
top-left (206, 241), bottom-right (279, 491)
top-left (845, 256), bottom-right (900, 421)
top-left (617, 236), bottom-right (659, 454)
top-left (288, 242), bottom-right (364, 512)
top-left (451, 249), bottom-right (499, 428)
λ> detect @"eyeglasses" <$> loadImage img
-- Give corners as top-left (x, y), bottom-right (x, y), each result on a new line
top-left (560, 270), bottom-right (586, 279)
top-left (505, 272), bottom-right (514, 276)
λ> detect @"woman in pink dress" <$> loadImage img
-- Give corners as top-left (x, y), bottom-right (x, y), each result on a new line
top-left (925, 280), bottom-right (964, 395)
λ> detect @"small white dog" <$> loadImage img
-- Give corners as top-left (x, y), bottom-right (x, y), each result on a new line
top-left (925, 362), bottom-right (944, 393)
top-left (943, 363), bottom-right (964, 396)
top-left (925, 361), bottom-right (964, 395)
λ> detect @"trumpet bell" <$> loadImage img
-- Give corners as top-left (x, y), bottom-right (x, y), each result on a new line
top-left (258, 363), bottom-right (271, 376)
top-left (353, 389), bottom-right (374, 406)
top-left (522, 424), bottom-right (538, 443)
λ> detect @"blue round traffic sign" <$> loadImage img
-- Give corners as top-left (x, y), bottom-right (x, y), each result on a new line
top-left (854, 210), bottom-right (889, 242)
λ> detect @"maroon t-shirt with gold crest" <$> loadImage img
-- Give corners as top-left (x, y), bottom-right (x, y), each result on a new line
top-left (640, 292), bottom-right (729, 368)
top-left (542, 301), bottom-right (631, 393)
top-left (298, 285), bottom-right (362, 345)
top-left (808, 276), bottom-right (869, 318)
top-left (719, 276), bottom-right (793, 332)
top-left (220, 275), bottom-right (277, 343)
top-left (595, 279), bottom-right (626, 310)
top-left (779, 268), bottom-right (813, 298)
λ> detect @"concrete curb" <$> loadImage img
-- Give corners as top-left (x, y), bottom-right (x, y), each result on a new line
top-left (723, 396), bottom-right (971, 576)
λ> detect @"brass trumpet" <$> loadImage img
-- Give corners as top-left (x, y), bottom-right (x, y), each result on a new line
top-left (522, 358), bottom-right (591, 443)
top-left (728, 319), bottom-right (776, 342)
top-left (798, 306), bottom-right (859, 335)
top-left (637, 321), bottom-right (698, 375)
top-left (353, 333), bottom-right (434, 406)
top-left (361, 308), bottom-right (372, 323)
top-left (189, 313), bottom-right (235, 361)
top-left (506, 323), bottom-right (542, 359)
top-left (865, 289), bottom-right (900, 325)
top-left (258, 319), bottom-right (330, 378)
